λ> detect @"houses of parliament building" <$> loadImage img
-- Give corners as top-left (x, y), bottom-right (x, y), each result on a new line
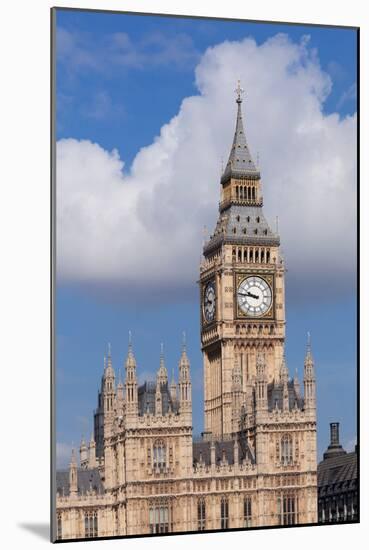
top-left (54, 84), bottom-right (318, 541)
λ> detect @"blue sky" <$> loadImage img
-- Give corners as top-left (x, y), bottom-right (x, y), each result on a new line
top-left (55, 8), bottom-right (357, 467)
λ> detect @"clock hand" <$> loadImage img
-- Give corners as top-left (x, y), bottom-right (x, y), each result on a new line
top-left (238, 291), bottom-right (259, 299)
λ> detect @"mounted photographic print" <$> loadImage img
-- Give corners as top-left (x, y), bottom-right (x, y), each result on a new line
top-left (51, 7), bottom-right (359, 542)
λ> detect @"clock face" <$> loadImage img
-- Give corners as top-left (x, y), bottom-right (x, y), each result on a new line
top-left (203, 281), bottom-right (216, 323)
top-left (237, 276), bottom-right (272, 317)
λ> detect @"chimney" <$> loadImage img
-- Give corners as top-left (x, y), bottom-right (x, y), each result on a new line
top-left (330, 422), bottom-right (340, 446)
top-left (323, 422), bottom-right (346, 460)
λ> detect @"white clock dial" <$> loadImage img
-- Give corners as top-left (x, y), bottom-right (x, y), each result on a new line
top-left (203, 281), bottom-right (216, 323)
top-left (237, 276), bottom-right (272, 317)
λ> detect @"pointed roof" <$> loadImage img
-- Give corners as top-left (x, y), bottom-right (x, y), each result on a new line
top-left (304, 332), bottom-right (315, 378)
top-left (280, 354), bottom-right (289, 383)
top-left (125, 331), bottom-right (136, 369)
top-left (221, 81), bottom-right (260, 184)
top-left (157, 343), bottom-right (168, 382)
top-left (305, 331), bottom-right (314, 363)
top-left (104, 342), bottom-right (115, 378)
top-left (179, 331), bottom-right (190, 367)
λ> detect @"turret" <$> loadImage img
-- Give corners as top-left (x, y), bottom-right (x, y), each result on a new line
top-left (69, 448), bottom-right (78, 496)
top-left (103, 344), bottom-right (116, 421)
top-left (178, 333), bottom-right (192, 414)
top-left (155, 344), bottom-right (167, 416)
top-left (125, 332), bottom-right (138, 416)
top-left (280, 355), bottom-right (289, 411)
top-left (210, 440), bottom-right (216, 469)
top-left (231, 356), bottom-right (243, 433)
top-left (304, 332), bottom-right (316, 412)
top-left (79, 437), bottom-right (88, 469)
top-left (255, 353), bottom-right (268, 413)
top-left (116, 369), bottom-right (124, 416)
top-left (293, 368), bottom-right (301, 398)
top-left (170, 368), bottom-right (177, 404)
top-left (88, 433), bottom-right (96, 468)
top-left (233, 438), bottom-right (239, 466)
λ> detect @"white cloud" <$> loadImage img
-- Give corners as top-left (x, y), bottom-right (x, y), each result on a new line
top-left (57, 27), bottom-right (199, 73)
top-left (57, 34), bottom-right (357, 304)
top-left (82, 90), bottom-right (124, 121)
top-left (337, 82), bottom-right (357, 108)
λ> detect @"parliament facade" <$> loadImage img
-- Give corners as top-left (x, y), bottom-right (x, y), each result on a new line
top-left (55, 86), bottom-right (318, 540)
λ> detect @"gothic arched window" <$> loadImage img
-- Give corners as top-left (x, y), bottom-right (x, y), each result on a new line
top-left (244, 496), bottom-right (252, 527)
top-left (84, 510), bottom-right (98, 538)
top-left (198, 498), bottom-right (206, 530)
top-left (280, 434), bottom-right (293, 465)
top-left (220, 497), bottom-right (229, 529)
top-left (153, 440), bottom-right (166, 470)
top-left (278, 492), bottom-right (298, 525)
top-left (149, 500), bottom-right (170, 533)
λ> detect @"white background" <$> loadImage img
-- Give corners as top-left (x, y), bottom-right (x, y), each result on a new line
top-left (0, 0), bottom-right (366, 547)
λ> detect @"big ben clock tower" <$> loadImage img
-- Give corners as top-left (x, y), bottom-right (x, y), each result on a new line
top-left (200, 82), bottom-right (285, 438)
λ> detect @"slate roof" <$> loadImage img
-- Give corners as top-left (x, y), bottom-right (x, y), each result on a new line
top-left (205, 204), bottom-right (279, 254)
top-left (318, 451), bottom-right (357, 497)
top-left (267, 380), bottom-right (304, 411)
top-left (193, 436), bottom-right (254, 466)
top-left (222, 99), bottom-right (260, 183)
top-left (56, 468), bottom-right (104, 497)
top-left (138, 381), bottom-right (179, 416)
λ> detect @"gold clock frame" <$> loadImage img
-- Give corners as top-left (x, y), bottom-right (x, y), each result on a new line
top-left (234, 272), bottom-right (275, 320)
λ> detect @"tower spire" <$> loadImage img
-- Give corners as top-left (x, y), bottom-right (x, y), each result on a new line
top-left (182, 331), bottom-right (187, 353)
top-left (157, 343), bottom-right (168, 385)
top-left (235, 79), bottom-right (244, 103)
top-left (125, 331), bottom-right (138, 415)
top-left (304, 331), bottom-right (316, 413)
top-left (104, 342), bottom-right (115, 379)
top-left (178, 333), bottom-right (191, 414)
top-left (306, 331), bottom-right (312, 357)
top-left (69, 448), bottom-right (78, 496)
top-left (222, 80), bottom-right (259, 183)
top-left (125, 331), bottom-right (136, 368)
